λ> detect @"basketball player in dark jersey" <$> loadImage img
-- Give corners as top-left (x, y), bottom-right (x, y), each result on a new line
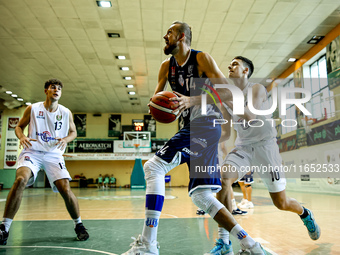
top-left (122, 21), bottom-right (266, 255)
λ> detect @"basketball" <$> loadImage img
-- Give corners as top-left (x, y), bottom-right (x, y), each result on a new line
top-left (149, 91), bottom-right (180, 123)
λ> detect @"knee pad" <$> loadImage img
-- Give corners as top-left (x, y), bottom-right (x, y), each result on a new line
top-left (191, 189), bottom-right (224, 218)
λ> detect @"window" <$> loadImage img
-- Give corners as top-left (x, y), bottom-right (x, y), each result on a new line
top-left (280, 79), bottom-right (297, 135)
top-left (305, 55), bottom-right (335, 120)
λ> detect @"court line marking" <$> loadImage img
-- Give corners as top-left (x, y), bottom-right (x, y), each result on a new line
top-left (253, 238), bottom-right (279, 255)
top-left (0, 246), bottom-right (118, 255)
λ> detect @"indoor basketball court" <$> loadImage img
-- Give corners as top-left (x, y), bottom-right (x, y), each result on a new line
top-left (0, 0), bottom-right (340, 255)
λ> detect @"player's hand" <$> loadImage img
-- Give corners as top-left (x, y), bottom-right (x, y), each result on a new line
top-left (19, 137), bottom-right (37, 149)
top-left (170, 92), bottom-right (190, 115)
top-left (55, 137), bottom-right (67, 150)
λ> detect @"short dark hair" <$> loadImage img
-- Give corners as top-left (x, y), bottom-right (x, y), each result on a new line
top-left (44, 78), bottom-right (63, 89)
top-left (172, 21), bottom-right (192, 46)
top-left (233, 56), bottom-right (254, 78)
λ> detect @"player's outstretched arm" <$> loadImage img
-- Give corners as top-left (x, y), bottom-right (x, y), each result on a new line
top-left (56, 110), bottom-right (77, 150)
top-left (15, 105), bottom-right (37, 149)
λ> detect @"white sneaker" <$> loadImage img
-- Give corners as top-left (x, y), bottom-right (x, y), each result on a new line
top-left (237, 242), bottom-right (266, 255)
top-left (121, 235), bottom-right (159, 255)
top-left (240, 201), bottom-right (254, 209)
top-left (237, 199), bottom-right (248, 208)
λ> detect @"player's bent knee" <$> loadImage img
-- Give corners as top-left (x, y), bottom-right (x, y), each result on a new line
top-left (14, 176), bottom-right (28, 189)
top-left (191, 189), bottom-right (224, 218)
top-left (144, 156), bottom-right (167, 181)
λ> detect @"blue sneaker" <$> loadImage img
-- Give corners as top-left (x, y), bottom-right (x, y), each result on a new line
top-left (232, 208), bottom-right (248, 216)
top-left (237, 242), bottom-right (266, 255)
top-left (204, 239), bottom-right (233, 255)
top-left (301, 208), bottom-right (321, 240)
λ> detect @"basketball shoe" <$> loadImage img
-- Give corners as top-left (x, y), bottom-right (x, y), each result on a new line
top-left (239, 201), bottom-right (254, 209)
top-left (232, 208), bottom-right (248, 216)
top-left (237, 242), bottom-right (266, 255)
top-left (301, 208), bottom-right (321, 240)
top-left (237, 199), bottom-right (248, 208)
top-left (204, 239), bottom-right (234, 255)
top-left (122, 235), bottom-right (159, 255)
top-left (196, 208), bottom-right (206, 215)
top-left (75, 223), bottom-right (89, 241)
top-left (0, 224), bottom-right (9, 245)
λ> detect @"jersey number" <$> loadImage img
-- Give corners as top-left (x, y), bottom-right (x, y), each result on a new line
top-left (54, 122), bottom-right (62, 130)
top-left (270, 170), bottom-right (280, 182)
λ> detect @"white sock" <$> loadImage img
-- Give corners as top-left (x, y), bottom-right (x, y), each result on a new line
top-left (142, 210), bottom-right (161, 243)
top-left (230, 224), bottom-right (256, 249)
top-left (2, 218), bottom-right (12, 232)
top-left (218, 227), bottom-right (230, 244)
top-left (73, 217), bottom-right (82, 226)
top-left (231, 198), bottom-right (237, 210)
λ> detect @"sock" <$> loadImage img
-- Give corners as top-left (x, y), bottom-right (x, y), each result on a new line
top-left (73, 217), bottom-right (82, 226)
top-left (2, 218), bottom-right (13, 232)
top-left (299, 207), bottom-right (309, 219)
top-left (218, 227), bottom-right (230, 244)
top-left (142, 194), bottom-right (164, 243)
top-left (231, 198), bottom-right (237, 211)
top-left (230, 224), bottom-right (256, 249)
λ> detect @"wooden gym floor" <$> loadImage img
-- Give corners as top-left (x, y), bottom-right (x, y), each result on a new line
top-left (0, 186), bottom-right (339, 255)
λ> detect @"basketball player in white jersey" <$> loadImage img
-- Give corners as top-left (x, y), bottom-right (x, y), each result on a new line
top-left (0, 79), bottom-right (89, 245)
top-left (205, 57), bottom-right (320, 255)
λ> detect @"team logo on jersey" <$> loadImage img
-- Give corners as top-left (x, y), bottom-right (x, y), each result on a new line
top-left (24, 156), bottom-right (33, 164)
top-left (37, 111), bottom-right (45, 119)
top-left (36, 131), bottom-right (55, 142)
top-left (56, 115), bottom-right (62, 121)
top-left (182, 147), bottom-right (198, 156)
top-left (171, 66), bottom-right (176, 77)
top-left (145, 218), bottom-right (158, 228)
top-left (178, 74), bottom-right (184, 86)
top-left (188, 65), bottom-right (193, 75)
top-left (191, 138), bottom-right (207, 148)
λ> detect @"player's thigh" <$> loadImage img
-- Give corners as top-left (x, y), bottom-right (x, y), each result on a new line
top-left (253, 144), bottom-right (286, 192)
top-left (43, 154), bottom-right (72, 192)
top-left (222, 147), bottom-right (252, 181)
top-left (16, 152), bottom-right (43, 186)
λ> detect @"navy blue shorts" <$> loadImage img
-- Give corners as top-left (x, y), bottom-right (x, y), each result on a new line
top-left (155, 116), bottom-right (221, 195)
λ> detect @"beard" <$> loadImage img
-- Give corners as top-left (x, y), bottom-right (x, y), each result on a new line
top-left (164, 43), bottom-right (177, 55)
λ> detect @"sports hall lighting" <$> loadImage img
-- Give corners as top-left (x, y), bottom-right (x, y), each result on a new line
top-left (96, 1), bottom-right (112, 7)
top-left (108, 33), bottom-right (120, 38)
top-left (6, 91), bottom-right (12, 94)
top-left (265, 79), bottom-right (273, 83)
top-left (120, 67), bottom-right (129, 71)
top-left (17, 98), bottom-right (23, 101)
top-left (128, 91), bottom-right (136, 95)
top-left (124, 77), bottom-right (132, 80)
top-left (25, 102), bottom-right (31, 105)
top-left (288, 58), bottom-right (297, 62)
top-left (126, 85), bottom-right (134, 88)
top-left (116, 55), bottom-right (126, 60)
top-left (307, 35), bottom-right (324, 44)
top-left (11, 94), bottom-right (17, 98)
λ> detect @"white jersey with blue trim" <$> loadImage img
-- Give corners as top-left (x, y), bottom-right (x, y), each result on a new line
top-left (225, 82), bottom-right (277, 146)
top-left (26, 102), bottom-right (70, 154)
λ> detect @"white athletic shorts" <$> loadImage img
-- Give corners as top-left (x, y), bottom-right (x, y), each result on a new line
top-left (223, 138), bottom-right (286, 193)
top-left (17, 150), bottom-right (71, 192)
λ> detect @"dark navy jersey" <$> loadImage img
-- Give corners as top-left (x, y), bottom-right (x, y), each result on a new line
top-left (168, 49), bottom-right (207, 127)
top-left (168, 49), bottom-right (206, 96)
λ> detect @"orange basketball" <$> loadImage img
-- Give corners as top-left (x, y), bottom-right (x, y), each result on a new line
top-left (149, 91), bottom-right (180, 123)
